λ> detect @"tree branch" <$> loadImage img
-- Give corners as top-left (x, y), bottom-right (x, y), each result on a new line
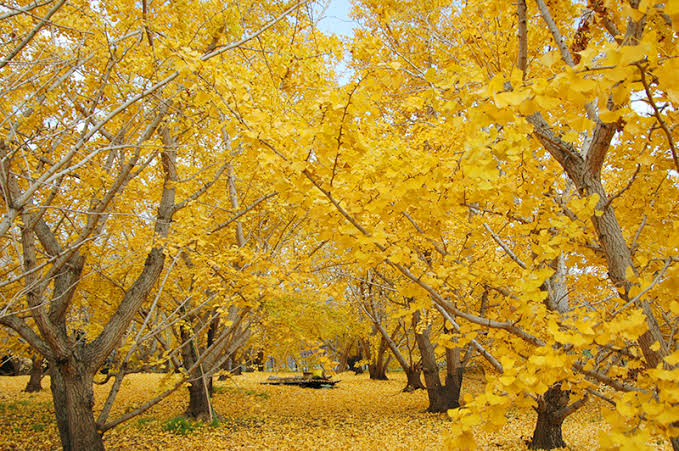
top-left (517, 0), bottom-right (528, 74)
top-left (0, 315), bottom-right (53, 358)
top-left (534, 0), bottom-right (575, 66)
top-left (0, 0), bottom-right (67, 70)
top-left (201, 0), bottom-right (310, 61)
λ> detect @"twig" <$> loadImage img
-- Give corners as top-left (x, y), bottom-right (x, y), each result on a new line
top-left (201, 0), bottom-right (310, 61)
top-left (0, 0), bottom-right (67, 70)
top-left (483, 223), bottom-right (527, 269)
top-left (210, 192), bottom-right (278, 234)
top-left (636, 63), bottom-right (679, 173)
top-left (605, 164), bottom-right (640, 208)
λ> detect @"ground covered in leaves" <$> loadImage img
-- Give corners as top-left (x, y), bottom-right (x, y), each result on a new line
top-left (0, 371), bottom-right (668, 450)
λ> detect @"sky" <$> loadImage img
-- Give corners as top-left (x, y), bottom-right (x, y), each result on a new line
top-left (315, 0), bottom-right (356, 38)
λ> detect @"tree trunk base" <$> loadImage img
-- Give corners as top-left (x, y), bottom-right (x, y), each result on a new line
top-left (402, 368), bottom-right (425, 392)
top-left (24, 380), bottom-right (42, 392)
top-left (530, 385), bottom-right (568, 450)
top-left (50, 361), bottom-right (105, 451)
top-left (530, 419), bottom-right (566, 449)
top-left (368, 365), bottom-right (388, 380)
top-left (425, 387), bottom-right (460, 413)
top-left (185, 378), bottom-right (214, 421)
top-left (369, 374), bottom-right (388, 380)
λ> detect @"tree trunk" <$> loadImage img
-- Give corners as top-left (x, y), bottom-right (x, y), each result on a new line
top-left (49, 359), bottom-right (104, 451)
top-left (336, 341), bottom-right (353, 373)
top-left (24, 355), bottom-right (44, 392)
top-left (180, 328), bottom-right (213, 420)
top-left (414, 311), bottom-right (462, 412)
top-left (368, 363), bottom-right (388, 380)
top-left (186, 377), bottom-right (212, 421)
top-left (530, 384), bottom-right (569, 449)
top-left (445, 347), bottom-right (463, 409)
top-left (218, 357), bottom-right (232, 381)
top-left (368, 335), bottom-right (389, 380)
top-left (403, 365), bottom-right (425, 392)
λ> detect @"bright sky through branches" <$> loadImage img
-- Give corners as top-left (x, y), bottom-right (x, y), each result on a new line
top-left (316, 0), bottom-right (355, 37)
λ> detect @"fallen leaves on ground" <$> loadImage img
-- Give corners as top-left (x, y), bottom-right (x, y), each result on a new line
top-left (0, 372), bottom-right (669, 450)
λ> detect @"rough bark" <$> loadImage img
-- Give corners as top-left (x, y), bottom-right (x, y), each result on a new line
top-left (180, 327), bottom-right (212, 420)
top-left (530, 385), bottom-right (569, 449)
top-left (24, 355), bottom-right (44, 392)
top-left (414, 311), bottom-right (462, 412)
top-left (185, 377), bottom-right (213, 421)
top-left (49, 359), bottom-right (104, 451)
top-left (445, 347), bottom-right (463, 409)
top-left (530, 107), bottom-right (666, 369)
top-left (336, 341), bottom-right (353, 373)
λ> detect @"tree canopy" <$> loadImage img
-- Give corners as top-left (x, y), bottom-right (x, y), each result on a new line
top-left (1, 0), bottom-right (679, 449)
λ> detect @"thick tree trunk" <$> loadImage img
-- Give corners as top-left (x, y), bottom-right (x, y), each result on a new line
top-left (414, 311), bottom-right (462, 412)
top-left (24, 355), bottom-right (44, 392)
top-left (368, 363), bottom-right (388, 380)
top-left (348, 354), bottom-right (363, 374)
top-left (530, 384), bottom-right (569, 449)
top-left (50, 360), bottom-right (104, 451)
top-left (336, 342), bottom-right (352, 373)
top-left (186, 377), bottom-right (213, 421)
top-left (180, 328), bottom-right (212, 420)
top-left (445, 347), bottom-right (463, 409)
top-left (403, 365), bottom-right (425, 392)
top-left (368, 335), bottom-right (390, 380)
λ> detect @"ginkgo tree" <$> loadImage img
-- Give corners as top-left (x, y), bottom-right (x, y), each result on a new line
top-left (0, 0), bottom-right (332, 450)
top-left (239, 0), bottom-right (679, 449)
top-left (4, 0), bottom-right (679, 450)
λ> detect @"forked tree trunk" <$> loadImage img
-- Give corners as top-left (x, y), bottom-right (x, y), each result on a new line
top-left (414, 311), bottom-right (462, 412)
top-left (530, 384), bottom-right (569, 449)
top-left (24, 355), bottom-right (44, 392)
top-left (403, 365), bottom-right (425, 392)
top-left (50, 359), bottom-right (104, 451)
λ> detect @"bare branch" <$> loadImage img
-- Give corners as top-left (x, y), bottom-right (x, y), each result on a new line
top-left (434, 303), bottom-right (504, 372)
top-left (0, 0), bottom-right (55, 20)
top-left (573, 361), bottom-right (644, 392)
top-left (555, 392), bottom-right (588, 421)
top-left (584, 120), bottom-right (617, 179)
top-left (0, 315), bottom-right (52, 358)
top-left (605, 164), bottom-right (640, 208)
